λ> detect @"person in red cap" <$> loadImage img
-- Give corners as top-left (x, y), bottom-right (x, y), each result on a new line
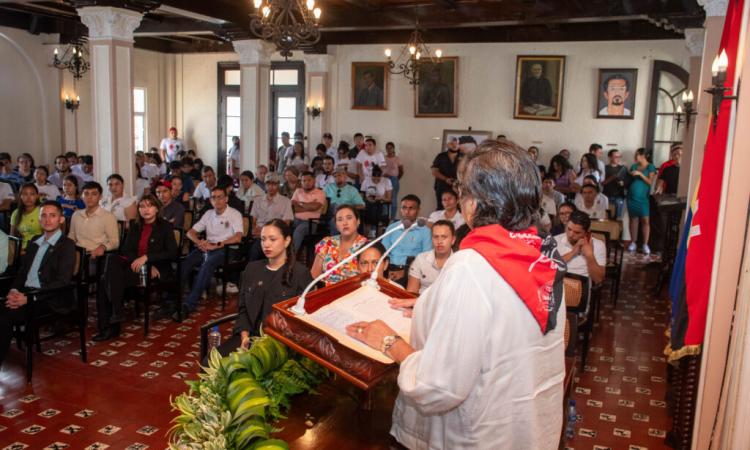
top-left (160, 127), bottom-right (185, 164)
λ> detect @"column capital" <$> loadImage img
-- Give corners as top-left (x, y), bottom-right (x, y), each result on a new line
top-left (684, 28), bottom-right (705, 57)
top-left (78, 6), bottom-right (143, 42)
top-left (303, 54), bottom-right (334, 72)
top-left (697, 0), bottom-right (728, 17)
top-left (232, 39), bottom-right (274, 65)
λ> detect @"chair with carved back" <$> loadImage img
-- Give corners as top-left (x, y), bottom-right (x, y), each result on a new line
top-left (563, 273), bottom-right (591, 371)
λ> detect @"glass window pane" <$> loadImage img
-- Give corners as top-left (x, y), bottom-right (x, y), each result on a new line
top-left (277, 97), bottom-right (296, 118)
top-left (654, 114), bottom-right (674, 142)
top-left (133, 88), bottom-right (145, 113)
top-left (227, 96), bottom-right (241, 117)
top-left (277, 118), bottom-right (296, 139)
top-left (656, 90), bottom-right (675, 114)
top-left (271, 69), bottom-right (298, 85)
top-left (133, 115), bottom-right (144, 152)
top-left (227, 117), bottom-right (241, 137)
top-left (652, 143), bottom-right (673, 167)
top-left (224, 70), bottom-right (241, 86)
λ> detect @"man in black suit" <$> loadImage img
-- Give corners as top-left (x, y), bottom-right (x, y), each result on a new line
top-left (0, 201), bottom-right (76, 365)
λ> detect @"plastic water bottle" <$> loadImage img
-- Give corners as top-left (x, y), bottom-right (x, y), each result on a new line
top-left (565, 399), bottom-right (577, 440)
top-left (207, 326), bottom-right (221, 351)
top-left (139, 265), bottom-right (148, 286)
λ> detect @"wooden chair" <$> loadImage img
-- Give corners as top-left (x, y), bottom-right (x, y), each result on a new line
top-left (563, 273), bottom-right (591, 371)
top-left (214, 216), bottom-right (252, 309)
top-left (297, 200), bottom-right (330, 265)
top-left (199, 312), bottom-right (238, 362)
top-left (590, 229), bottom-right (624, 306)
top-left (14, 247), bottom-right (88, 382)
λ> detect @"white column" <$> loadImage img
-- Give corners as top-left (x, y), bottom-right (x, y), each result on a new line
top-left (78, 6), bottom-right (142, 192)
top-left (302, 54), bottom-right (334, 147)
top-left (232, 39), bottom-right (273, 170)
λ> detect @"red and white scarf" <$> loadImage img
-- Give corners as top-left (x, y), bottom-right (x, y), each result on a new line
top-left (460, 224), bottom-right (565, 334)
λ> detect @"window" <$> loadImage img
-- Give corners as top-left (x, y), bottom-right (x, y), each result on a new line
top-left (218, 63), bottom-right (241, 176)
top-left (133, 87), bottom-right (146, 152)
top-left (270, 62), bottom-right (305, 163)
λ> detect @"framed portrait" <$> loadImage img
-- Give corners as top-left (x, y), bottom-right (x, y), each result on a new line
top-left (415, 57), bottom-right (458, 118)
top-left (513, 55), bottom-right (565, 121)
top-left (596, 68), bottom-right (637, 119)
top-left (441, 129), bottom-right (492, 154)
top-left (351, 62), bottom-right (388, 110)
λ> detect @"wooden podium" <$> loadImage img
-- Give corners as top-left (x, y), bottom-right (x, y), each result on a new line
top-left (263, 273), bottom-right (416, 390)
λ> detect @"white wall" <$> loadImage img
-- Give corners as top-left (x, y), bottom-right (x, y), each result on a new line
top-left (133, 48), bottom-right (175, 152)
top-left (328, 40), bottom-right (688, 212)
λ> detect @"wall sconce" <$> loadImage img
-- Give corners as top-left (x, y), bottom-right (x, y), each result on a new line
top-left (306, 103), bottom-right (322, 119)
top-left (64, 94), bottom-right (80, 112)
top-left (675, 90), bottom-right (697, 131)
top-left (705, 49), bottom-right (738, 131)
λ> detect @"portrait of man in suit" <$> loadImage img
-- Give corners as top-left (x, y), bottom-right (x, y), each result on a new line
top-left (352, 63), bottom-right (388, 110)
top-left (415, 57), bottom-right (458, 117)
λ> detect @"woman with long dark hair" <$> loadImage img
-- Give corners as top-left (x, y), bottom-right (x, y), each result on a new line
top-left (285, 141), bottom-right (309, 172)
top-left (10, 183), bottom-right (41, 251)
top-left (548, 154), bottom-right (578, 195)
top-left (576, 153), bottom-right (601, 185)
top-left (57, 175), bottom-right (84, 220)
top-left (93, 194), bottom-right (177, 341)
top-left (213, 219), bottom-right (311, 357)
top-left (311, 204), bottom-right (368, 285)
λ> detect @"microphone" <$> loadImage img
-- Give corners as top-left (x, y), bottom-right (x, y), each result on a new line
top-left (289, 218), bottom-right (414, 315)
top-left (368, 217), bottom-right (428, 284)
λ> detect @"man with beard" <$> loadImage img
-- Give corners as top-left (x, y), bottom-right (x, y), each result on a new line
top-left (431, 137), bottom-right (462, 209)
top-left (599, 75), bottom-right (632, 116)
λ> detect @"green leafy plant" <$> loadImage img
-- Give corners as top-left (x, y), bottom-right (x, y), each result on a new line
top-left (169, 336), bottom-right (328, 449)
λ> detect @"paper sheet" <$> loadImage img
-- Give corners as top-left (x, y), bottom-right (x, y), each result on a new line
top-left (299, 284), bottom-right (412, 363)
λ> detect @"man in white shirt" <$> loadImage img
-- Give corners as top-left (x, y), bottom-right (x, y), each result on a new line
top-left (540, 175), bottom-right (565, 221)
top-left (49, 155), bottom-right (83, 190)
top-left (322, 132), bottom-right (337, 159)
top-left (554, 210), bottom-right (606, 284)
top-left (356, 137), bottom-right (386, 185)
top-left (576, 184), bottom-right (608, 220)
top-left (160, 127), bottom-right (185, 163)
top-left (407, 220), bottom-right (455, 295)
top-left (192, 166), bottom-right (217, 202)
top-left (180, 186), bottom-right (244, 317)
top-left (72, 155), bottom-right (94, 183)
top-left (315, 156), bottom-right (335, 189)
top-left (574, 175), bottom-right (609, 213)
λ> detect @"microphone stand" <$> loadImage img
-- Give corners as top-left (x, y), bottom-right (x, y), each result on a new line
top-left (367, 218), bottom-right (427, 286)
top-left (290, 221), bottom-right (408, 316)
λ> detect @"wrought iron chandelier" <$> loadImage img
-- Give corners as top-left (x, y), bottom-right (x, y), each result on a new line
top-left (53, 39), bottom-right (90, 80)
top-left (250, 0), bottom-right (322, 60)
top-left (384, 12), bottom-right (442, 86)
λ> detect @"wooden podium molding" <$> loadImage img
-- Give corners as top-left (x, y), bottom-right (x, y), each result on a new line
top-left (264, 273), bottom-right (417, 390)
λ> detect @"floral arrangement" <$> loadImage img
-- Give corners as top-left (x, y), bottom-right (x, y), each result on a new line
top-left (169, 336), bottom-right (328, 449)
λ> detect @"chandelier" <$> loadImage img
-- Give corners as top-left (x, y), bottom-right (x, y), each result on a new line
top-left (384, 14), bottom-right (442, 86)
top-left (53, 40), bottom-right (90, 80)
top-left (250, 0), bottom-right (322, 60)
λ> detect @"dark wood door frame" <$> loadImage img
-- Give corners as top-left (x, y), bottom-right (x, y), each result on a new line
top-left (217, 62), bottom-right (240, 176)
top-left (645, 60), bottom-right (689, 151)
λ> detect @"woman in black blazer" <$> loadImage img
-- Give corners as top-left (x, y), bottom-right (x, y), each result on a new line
top-left (213, 219), bottom-right (311, 358)
top-left (94, 194), bottom-right (177, 341)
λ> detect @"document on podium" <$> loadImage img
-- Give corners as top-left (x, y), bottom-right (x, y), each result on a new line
top-left (299, 284), bottom-right (412, 364)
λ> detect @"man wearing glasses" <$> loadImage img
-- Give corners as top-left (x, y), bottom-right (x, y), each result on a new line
top-left (324, 167), bottom-right (364, 233)
top-left (179, 186), bottom-right (244, 318)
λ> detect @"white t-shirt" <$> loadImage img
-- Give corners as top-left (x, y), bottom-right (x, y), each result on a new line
top-left (355, 150), bottom-right (386, 182)
top-left (192, 206), bottom-right (244, 243)
top-left (141, 163), bottom-right (160, 181)
top-left (0, 182), bottom-right (14, 201)
top-left (192, 181), bottom-right (212, 200)
top-left (554, 233), bottom-right (607, 279)
top-left (35, 183), bottom-right (61, 202)
top-left (315, 173), bottom-right (335, 189)
top-left (100, 194), bottom-right (136, 222)
top-left (541, 191), bottom-right (565, 217)
top-left (574, 193), bottom-right (609, 219)
top-left (408, 250), bottom-right (448, 293)
top-left (427, 209), bottom-right (465, 229)
top-left (361, 177), bottom-right (392, 198)
top-left (160, 137), bottom-right (185, 162)
top-left (228, 145), bottom-right (240, 169)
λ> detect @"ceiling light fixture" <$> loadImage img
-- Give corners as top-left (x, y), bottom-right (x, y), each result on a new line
top-left (250, 0), bottom-right (322, 61)
top-left (384, 7), bottom-right (442, 86)
top-left (53, 39), bottom-right (90, 80)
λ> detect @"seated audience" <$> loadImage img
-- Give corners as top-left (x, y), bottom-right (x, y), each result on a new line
top-left (10, 183), bottom-right (41, 251)
top-left (0, 201), bottom-right (76, 366)
top-left (540, 175), bottom-right (565, 222)
top-left (311, 205), bottom-right (368, 286)
top-left (576, 183), bottom-right (608, 219)
top-left (291, 171), bottom-right (326, 254)
top-left (574, 175), bottom-right (609, 211)
top-left (68, 182), bottom-right (120, 257)
top-left (94, 195), bottom-right (177, 341)
top-left (49, 154), bottom-right (83, 190)
top-left (554, 210), bottom-right (605, 284)
top-left (57, 175), bottom-right (85, 220)
top-left (255, 165), bottom-right (269, 191)
top-left (280, 167), bottom-right (300, 198)
top-left (192, 166), bottom-right (217, 202)
top-left (169, 175), bottom-right (190, 207)
top-left (356, 138), bottom-right (386, 187)
top-left (361, 166), bottom-right (392, 236)
top-left (576, 153), bottom-right (602, 186)
top-left (549, 154), bottom-right (579, 195)
top-left (14, 154), bottom-right (34, 184)
top-left (323, 132), bottom-right (337, 159)
top-left (100, 174), bottom-right (137, 223)
top-left (382, 194), bottom-right (432, 285)
top-left (73, 155), bottom-right (95, 182)
top-left (427, 190), bottom-right (465, 229)
top-left (407, 220), bottom-right (455, 294)
top-left (212, 219), bottom-right (311, 358)
top-left (180, 186), bottom-right (244, 318)
top-left (0, 153), bottom-right (22, 189)
top-left (350, 132), bottom-right (365, 158)
top-left (248, 173), bottom-right (294, 260)
top-left (315, 156), bottom-right (335, 189)
top-left (550, 201), bottom-right (576, 236)
top-left (335, 142), bottom-right (358, 185)
top-left (34, 166), bottom-right (61, 202)
top-left (155, 180), bottom-right (185, 229)
top-left (286, 141), bottom-right (309, 172)
top-left (357, 241), bottom-right (389, 280)
top-left (238, 170), bottom-right (264, 213)
top-left (602, 149), bottom-right (628, 218)
top-left (324, 167), bottom-right (365, 233)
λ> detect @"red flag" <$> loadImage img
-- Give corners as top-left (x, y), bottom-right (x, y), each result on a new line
top-left (683, 0), bottom-right (743, 346)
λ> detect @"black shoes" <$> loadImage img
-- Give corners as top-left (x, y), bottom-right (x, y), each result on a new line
top-left (172, 304), bottom-right (191, 323)
top-left (92, 324), bottom-right (120, 342)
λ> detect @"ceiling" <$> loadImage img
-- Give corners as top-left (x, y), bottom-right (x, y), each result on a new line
top-left (0, 0), bottom-right (706, 53)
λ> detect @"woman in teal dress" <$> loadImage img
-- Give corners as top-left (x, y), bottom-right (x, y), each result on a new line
top-left (627, 148), bottom-right (656, 254)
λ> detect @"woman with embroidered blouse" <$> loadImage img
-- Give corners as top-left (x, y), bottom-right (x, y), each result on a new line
top-left (310, 204), bottom-right (368, 285)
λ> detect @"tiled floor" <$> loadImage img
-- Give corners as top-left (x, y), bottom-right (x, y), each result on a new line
top-left (0, 254), bottom-right (672, 450)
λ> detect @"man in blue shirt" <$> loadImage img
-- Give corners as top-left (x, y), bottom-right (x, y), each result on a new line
top-left (382, 194), bottom-right (432, 287)
top-left (325, 167), bottom-right (365, 233)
